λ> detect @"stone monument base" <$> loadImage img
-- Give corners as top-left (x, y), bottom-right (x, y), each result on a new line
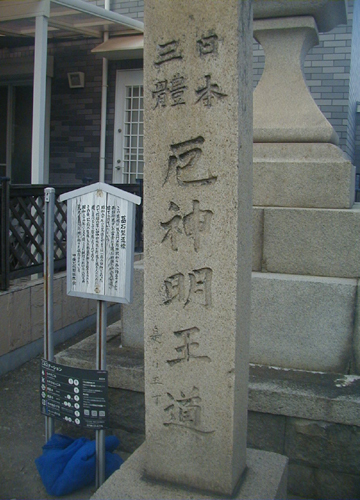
top-left (253, 143), bottom-right (355, 209)
top-left (91, 445), bottom-right (288, 500)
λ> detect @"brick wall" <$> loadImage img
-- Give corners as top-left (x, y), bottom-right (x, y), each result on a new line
top-left (356, 112), bottom-right (360, 172)
top-left (307, 1), bottom-right (353, 159)
top-left (48, 1), bottom-right (143, 184)
top-left (87, 0), bottom-right (144, 21)
top-left (0, 36), bottom-right (105, 185)
top-left (48, 39), bottom-right (103, 185)
top-left (111, 0), bottom-right (144, 21)
top-left (349, 1), bottom-right (360, 172)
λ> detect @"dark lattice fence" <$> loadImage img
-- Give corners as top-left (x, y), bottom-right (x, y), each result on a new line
top-left (0, 179), bottom-right (143, 291)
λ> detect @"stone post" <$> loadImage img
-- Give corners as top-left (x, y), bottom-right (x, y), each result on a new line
top-left (91, 2), bottom-right (288, 498)
top-left (142, 0), bottom-right (253, 495)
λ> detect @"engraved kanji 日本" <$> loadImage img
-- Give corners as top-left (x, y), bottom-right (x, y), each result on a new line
top-left (197, 33), bottom-right (219, 57)
top-left (195, 75), bottom-right (227, 108)
top-left (164, 136), bottom-right (217, 186)
top-left (167, 327), bottom-right (211, 366)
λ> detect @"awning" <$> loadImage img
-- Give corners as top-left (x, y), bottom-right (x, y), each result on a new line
top-left (91, 34), bottom-right (143, 60)
top-left (0, 0), bottom-right (144, 185)
top-left (0, 0), bottom-right (143, 42)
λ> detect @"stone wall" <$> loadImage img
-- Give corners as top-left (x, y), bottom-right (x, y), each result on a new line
top-left (248, 411), bottom-right (360, 500)
top-left (0, 273), bottom-right (99, 375)
top-left (116, 254), bottom-right (360, 498)
top-left (101, 369), bottom-right (360, 500)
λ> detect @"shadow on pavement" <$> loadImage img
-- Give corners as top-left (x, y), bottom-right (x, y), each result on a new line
top-left (0, 327), bottom-right (144, 500)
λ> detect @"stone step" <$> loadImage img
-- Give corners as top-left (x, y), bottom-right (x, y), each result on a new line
top-left (104, 264), bottom-right (360, 373)
top-left (253, 143), bottom-right (355, 209)
top-left (251, 272), bottom-right (358, 373)
top-left (55, 331), bottom-right (360, 427)
top-left (254, 203), bottom-right (360, 278)
top-left (55, 321), bottom-right (144, 392)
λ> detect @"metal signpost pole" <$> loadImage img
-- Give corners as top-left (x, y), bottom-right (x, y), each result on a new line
top-left (96, 300), bottom-right (107, 488)
top-left (98, 36), bottom-right (108, 481)
top-left (59, 182), bottom-right (141, 490)
top-left (44, 187), bottom-right (55, 442)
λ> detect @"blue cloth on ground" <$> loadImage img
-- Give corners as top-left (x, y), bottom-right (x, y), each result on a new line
top-left (35, 433), bottom-right (123, 496)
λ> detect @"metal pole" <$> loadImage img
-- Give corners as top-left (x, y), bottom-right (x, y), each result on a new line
top-left (99, 0), bottom-right (110, 184)
top-left (32, 14), bottom-right (48, 184)
top-left (96, 299), bottom-right (107, 488)
top-left (44, 187), bottom-right (55, 442)
top-left (0, 178), bottom-right (10, 291)
top-left (96, 0), bottom-right (109, 479)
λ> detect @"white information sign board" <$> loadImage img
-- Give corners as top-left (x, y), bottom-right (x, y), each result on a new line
top-left (59, 182), bottom-right (141, 304)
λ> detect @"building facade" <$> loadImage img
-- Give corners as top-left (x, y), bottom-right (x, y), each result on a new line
top-left (0, 0), bottom-right (359, 186)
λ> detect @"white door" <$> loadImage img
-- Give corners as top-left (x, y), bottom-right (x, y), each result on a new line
top-left (113, 70), bottom-right (144, 184)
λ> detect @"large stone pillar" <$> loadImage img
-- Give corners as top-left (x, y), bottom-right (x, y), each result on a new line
top-left (92, 0), bottom-right (288, 498)
top-left (143, 0), bottom-right (253, 494)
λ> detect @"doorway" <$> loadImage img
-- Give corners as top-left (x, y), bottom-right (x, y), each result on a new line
top-left (113, 70), bottom-right (144, 184)
top-left (0, 83), bottom-right (33, 184)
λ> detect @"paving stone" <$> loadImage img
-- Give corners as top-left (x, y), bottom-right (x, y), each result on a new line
top-left (91, 445), bottom-right (288, 500)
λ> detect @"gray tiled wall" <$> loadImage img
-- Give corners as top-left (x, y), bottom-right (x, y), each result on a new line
top-left (349, 1), bottom-right (360, 171)
top-left (89, 0), bottom-right (144, 21)
top-left (48, 39), bottom-right (103, 184)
